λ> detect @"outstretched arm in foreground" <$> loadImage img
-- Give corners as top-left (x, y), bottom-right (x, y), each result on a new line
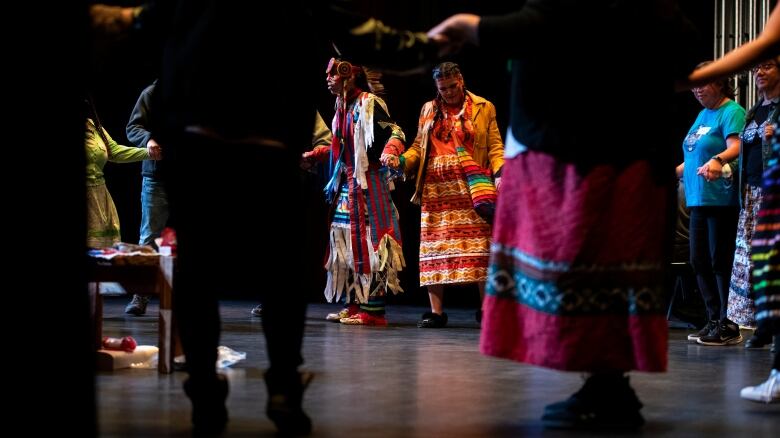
top-left (686, 4), bottom-right (780, 87)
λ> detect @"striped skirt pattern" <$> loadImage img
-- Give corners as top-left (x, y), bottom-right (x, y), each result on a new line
top-left (419, 155), bottom-right (491, 287)
top-left (752, 149), bottom-right (780, 334)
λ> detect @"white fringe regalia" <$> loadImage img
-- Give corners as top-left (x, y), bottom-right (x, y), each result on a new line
top-left (323, 93), bottom-right (406, 305)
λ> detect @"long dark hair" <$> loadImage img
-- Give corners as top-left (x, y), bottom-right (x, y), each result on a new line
top-left (85, 95), bottom-right (112, 158)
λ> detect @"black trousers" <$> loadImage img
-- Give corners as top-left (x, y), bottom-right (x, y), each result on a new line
top-left (689, 206), bottom-right (738, 321)
top-left (167, 132), bottom-right (306, 381)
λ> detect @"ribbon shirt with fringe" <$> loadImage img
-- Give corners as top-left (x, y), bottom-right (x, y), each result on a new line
top-left (323, 92), bottom-right (406, 304)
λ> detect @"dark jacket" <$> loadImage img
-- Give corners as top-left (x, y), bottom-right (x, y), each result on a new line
top-left (479, 0), bottom-right (701, 174)
top-left (737, 100), bottom-right (780, 205)
top-left (126, 82), bottom-right (161, 179)
top-left (144, 1), bottom-right (433, 151)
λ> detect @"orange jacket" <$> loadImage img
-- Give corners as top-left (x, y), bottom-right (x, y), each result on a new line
top-left (401, 91), bottom-right (504, 204)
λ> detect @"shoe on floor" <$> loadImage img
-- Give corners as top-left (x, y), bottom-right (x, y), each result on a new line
top-left (697, 319), bottom-right (743, 346)
top-left (340, 312), bottom-right (388, 326)
top-left (251, 304), bottom-right (263, 317)
top-left (688, 320), bottom-right (718, 342)
top-left (325, 304), bottom-right (359, 322)
top-left (740, 369), bottom-right (780, 403)
top-left (542, 374), bottom-right (644, 430)
top-left (124, 294), bottom-right (150, 316)
top-left (744, 330), bottom-right (772, 349)
top-left (417, 312), bottom-right (448, 328)
top-left (183, 373), bottom-right (229, 435)
top-left (265, 370), bottom-right (314, 436)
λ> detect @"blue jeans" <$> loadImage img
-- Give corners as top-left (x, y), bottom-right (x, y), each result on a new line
top-left (139, 177), bottom-right (169, 246)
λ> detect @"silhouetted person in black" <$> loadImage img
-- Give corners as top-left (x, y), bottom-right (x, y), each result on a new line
top-left (428, 1), bottom-right (702, 430)
top-left (141, 2), bottom-right (433, 434)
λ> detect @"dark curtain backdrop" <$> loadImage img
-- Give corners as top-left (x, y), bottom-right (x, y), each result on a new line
top-left (91, 0), bottom-right (713, 307)
top-left (14, 1), bottom-right (94, 435)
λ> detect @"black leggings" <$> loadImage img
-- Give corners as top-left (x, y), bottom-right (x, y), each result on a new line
top-left (689, 206), bottom-right (739, 321)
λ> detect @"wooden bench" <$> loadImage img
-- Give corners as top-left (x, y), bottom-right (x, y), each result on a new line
top-left (89, 254), bottom-right (178, 373)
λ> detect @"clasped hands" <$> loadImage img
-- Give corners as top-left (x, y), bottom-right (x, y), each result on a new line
top-left (697, 160), bottom-right (723, 182)
top-left (147, 139), bottom-right (162, 160)
top-left (380, 153), bottom-right (400, 169)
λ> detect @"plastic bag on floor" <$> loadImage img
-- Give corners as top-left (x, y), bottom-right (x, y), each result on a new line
top-left (217, 346), bottom-right (246, 368)
top-left (172, 346), bottom-right (247, 370)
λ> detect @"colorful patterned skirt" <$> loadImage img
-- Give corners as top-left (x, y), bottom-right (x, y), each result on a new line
top-left (752, 155), bottom-right (780, 335)
top-left (480, 152), bottom-right (671, 372)
top-left (86, 183), bottom-right (121, 248)
top-left (727, 185), bottom-right (763, 327)
top-left (419, 155), bottom-right (491, 287)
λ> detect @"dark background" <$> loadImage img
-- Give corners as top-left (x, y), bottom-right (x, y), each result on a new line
top-left (89, 0), bottom-right (715, 308)
top-left (9, 2), bottom-right (724, 435)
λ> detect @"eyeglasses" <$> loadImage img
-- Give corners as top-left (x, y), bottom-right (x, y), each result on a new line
top-left (751, 63), bottom-right (777, 74)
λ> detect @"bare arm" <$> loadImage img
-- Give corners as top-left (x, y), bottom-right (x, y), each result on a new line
top-left (427, 3), bottom-right (551, 58)
top-left (685, 4), bottom-right (780, 87)
top-left (427, 13), bottom-right (481, 56)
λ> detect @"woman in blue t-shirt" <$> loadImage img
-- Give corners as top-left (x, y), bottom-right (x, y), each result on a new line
top-left (676, 67), bottom-right (746, 345)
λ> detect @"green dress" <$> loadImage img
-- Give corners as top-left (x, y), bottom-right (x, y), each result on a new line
top-left (85, 119), bottom-right (149, 248)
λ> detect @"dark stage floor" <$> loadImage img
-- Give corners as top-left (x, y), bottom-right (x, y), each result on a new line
top-left (97, 297), bottom-right (778, 437)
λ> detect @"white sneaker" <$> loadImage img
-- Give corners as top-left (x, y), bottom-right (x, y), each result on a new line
top-left (740, 369), bottom-right (780, 403)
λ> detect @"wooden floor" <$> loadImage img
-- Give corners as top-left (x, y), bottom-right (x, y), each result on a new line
top-left (98, 297), bottom-right (779, 437)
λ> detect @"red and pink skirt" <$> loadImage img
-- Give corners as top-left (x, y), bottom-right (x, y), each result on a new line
top-left (480, 151), bottom-right (671, 372)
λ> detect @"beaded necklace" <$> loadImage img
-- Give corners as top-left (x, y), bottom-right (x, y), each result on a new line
top-left (433, 93), bottom-right (473, 146)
